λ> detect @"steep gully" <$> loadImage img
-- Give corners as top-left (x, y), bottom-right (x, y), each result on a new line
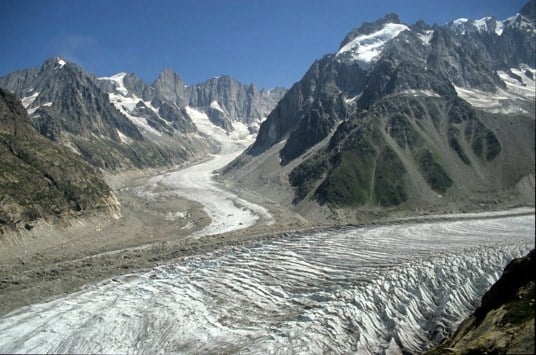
top-left (0, 137), bottom-right (534, 353)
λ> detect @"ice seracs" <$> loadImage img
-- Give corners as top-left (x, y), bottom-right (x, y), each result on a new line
top-left (0, 214), bottom-right (532, 354)
top-left (336, 23), bottom-right (409, 68)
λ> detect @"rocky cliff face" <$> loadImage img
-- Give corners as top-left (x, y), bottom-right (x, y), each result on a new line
top-left (186, 75), bottom-right (286, 132)
top-left (224, 1), bottom-right (536, 220)
top-left (427, 249), bottom-right (535, 354)
top-left (0, 88), bottom-right (118, 233)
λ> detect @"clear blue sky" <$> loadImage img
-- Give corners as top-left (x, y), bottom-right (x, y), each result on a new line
top-left (0, 0), bottom-right (528, 89)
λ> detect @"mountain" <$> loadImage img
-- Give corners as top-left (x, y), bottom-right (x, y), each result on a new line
top-left (186, 75), bottom-right (286, 133)
top-left (0, 59), bottom-right (285, 170)
top-left (427, 249), bottom-right (535, 354)
top-left (0, 88), bottom-right (118, 233)
top-left (0, 58), bottom-right (209, 169)
top-left (224, 2), bottom-right (536, 222)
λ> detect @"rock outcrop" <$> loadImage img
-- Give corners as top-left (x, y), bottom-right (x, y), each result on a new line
top-left (186, 75), bottom-right (286, 132)
top-left (426, 249), bottom-right (535, 354)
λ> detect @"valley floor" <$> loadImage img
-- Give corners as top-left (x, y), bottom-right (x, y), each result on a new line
top-left (0, 150), bottom-right (533, 317)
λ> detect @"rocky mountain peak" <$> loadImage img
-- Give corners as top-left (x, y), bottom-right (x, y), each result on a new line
top-left (520, 0), bottom-right (536, 20)
top-left (153, 68), bottom-right (187, 105)
top-left (42, 56), bottom-right (68, 71)
top-left (336, 15), bottom-right (409, 69)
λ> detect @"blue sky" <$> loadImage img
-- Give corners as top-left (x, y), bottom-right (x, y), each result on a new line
top-left (0, 0), bottom-right (528, 89)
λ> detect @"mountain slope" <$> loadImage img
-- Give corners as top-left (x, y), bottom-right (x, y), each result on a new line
top-left (0, 88), bottom-right (118, 233)
top-left (224, 3), bottom-right (536, 222)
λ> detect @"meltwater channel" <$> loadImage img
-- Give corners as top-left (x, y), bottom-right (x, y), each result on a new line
top-left (0, 214), bottom-right (533, 354)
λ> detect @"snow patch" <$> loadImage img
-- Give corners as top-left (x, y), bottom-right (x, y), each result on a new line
top-left (401, 89), bottom-right (440, 98)
top-left (164, 211), bottom-right (187, 221)
top-left (42, 102), bottom-right (53, 107)
top-left (21, 92), bottom-right (39, 109)
top-left (99, 73), bottom-right (169, 136)
top-left (108, 93), bottom-right (161, 136)
top-left (455, 65), bottom-right (535, 114)
top-left (504, 13), bottom-right (536, 34)
top-left (117, 130), bottom-right (133, 144)
top-left (344, 94), bottom-right (361, 104)
top-left (497, 65), bottom-right (536, 98)
top-left (495, 21), bottom-right (505, 36)
top-left (57, 58), bottom-right (66, 68)
top-left (337, 23), bottom-right (410, 68)
top-left (185, 106), bottom-right (254, 153)
top-left (209, 100), bottom-right (224, 113)
top-left (450, 17), bottom-right (505, 36)
top-left (98, 73), bottom-right (129, 96)
top-left (417, 30), bottom-right (434, 45)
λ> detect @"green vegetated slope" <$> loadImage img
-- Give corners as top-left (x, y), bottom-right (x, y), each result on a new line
top-left (290, 95), bottom-right (534, 208)
top-left (0, 88), bottom-right (117, 233)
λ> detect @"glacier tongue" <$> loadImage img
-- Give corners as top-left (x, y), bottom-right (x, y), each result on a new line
top-left (0, 214), bottom-right (533, 354)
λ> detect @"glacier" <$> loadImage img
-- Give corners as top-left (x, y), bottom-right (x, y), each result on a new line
top-left (0, 214), bottom-right (533, 354)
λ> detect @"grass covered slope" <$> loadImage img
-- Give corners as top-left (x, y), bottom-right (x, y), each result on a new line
top-left (0, 88), bottom-right (118, 233)
top-left (289, 95), bottom-right (534, 210)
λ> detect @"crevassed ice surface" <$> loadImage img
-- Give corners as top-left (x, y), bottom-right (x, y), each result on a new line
top-left (0, 215), bottom-right (533, 354)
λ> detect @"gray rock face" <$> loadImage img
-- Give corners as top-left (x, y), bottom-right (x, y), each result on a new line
top-left (186, 75), bottom-right (286, 131)
top-left (228, 1), bottom-right (536, 212)
top-left (153, 68), bottom-right (188, 106)
top-left (251, 55), bottom-right (365, 161)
